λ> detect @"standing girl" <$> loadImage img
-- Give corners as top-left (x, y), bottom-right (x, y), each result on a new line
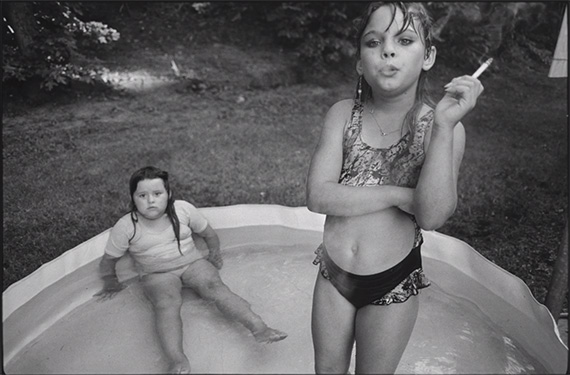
top-left (306, 2), bottom-right (484, 373)
top-left (95, 166), bottom-right (286, 374)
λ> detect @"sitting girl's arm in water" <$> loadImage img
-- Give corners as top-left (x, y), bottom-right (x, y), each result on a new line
top-left (94, 219), bottom-right (130, 300)
top-left (95, 253), bottom-right (126, 300)
top-left (196, 224), bottom-right (223, 269)
top-left (307, 99), bottom-right (414, 217)
top-left (414, 75), bottom-right (482, 230)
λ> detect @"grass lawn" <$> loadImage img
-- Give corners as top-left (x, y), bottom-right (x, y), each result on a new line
top-left (3, 22), bottom-right (567, 312)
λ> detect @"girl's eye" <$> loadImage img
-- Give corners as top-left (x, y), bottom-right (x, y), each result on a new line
top-left (365, 39), bottom-right (381, 48)
top-left (400, 38), bottom-right (413, 46)
top-left (139, 194), bottom-right (145, 198)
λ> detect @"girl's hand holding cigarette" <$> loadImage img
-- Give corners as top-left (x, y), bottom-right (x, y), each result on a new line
top-left (434, 59), bottom-right (490, 130)
top-left (434, 75), bottom-right (485, 130)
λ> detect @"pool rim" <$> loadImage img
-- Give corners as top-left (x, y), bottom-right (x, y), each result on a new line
top-left (3, 204), bottom-right (568, 371)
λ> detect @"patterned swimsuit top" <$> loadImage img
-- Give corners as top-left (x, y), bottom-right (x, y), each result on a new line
top-left (339, 101), bottom-right (434, 188)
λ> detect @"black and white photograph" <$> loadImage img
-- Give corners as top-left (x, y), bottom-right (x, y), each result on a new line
top-left (3, 2), bottom-right (568, 374)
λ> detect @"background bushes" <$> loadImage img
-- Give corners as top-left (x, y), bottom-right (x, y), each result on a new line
top-left (3, 2), bottom-right (565, 98)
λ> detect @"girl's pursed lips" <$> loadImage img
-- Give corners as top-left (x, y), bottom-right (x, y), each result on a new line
top-left (380, 66), bottom-right (399, 75)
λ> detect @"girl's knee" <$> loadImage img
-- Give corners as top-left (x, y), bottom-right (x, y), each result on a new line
top-left (197, 279), bottom-right (228, 300)
top-left (150, 292), bottom-right (183, 310)
top-left (314, 344), bottom-right (352, 374)
top-left (315, 357), bottom-right (350, 374)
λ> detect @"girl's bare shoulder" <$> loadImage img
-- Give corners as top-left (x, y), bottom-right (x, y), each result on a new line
top-left (324, 99), bottom-right (355, 129)
top-left (328, 98), bottom-right (355, 114)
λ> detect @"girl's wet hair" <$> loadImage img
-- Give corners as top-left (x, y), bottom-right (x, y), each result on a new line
top-left (128, 166), bottom-right (183, 255)
top-left (353, 2), bottom-right (436, 136)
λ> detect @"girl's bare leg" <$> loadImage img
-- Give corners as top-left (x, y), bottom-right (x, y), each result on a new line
top-left (354, 296), bottom-right (419, 374)
top-left (312, 273), bottom-right (357, 374)
top-left (141, 272), bottom-right (190, 374)
top-left (181, 259), bottom-right (287, 343)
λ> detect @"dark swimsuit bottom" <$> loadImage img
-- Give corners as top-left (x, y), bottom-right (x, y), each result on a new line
top-left (313, 221), bottom-right (431, 309)
top-left (312, 101), bottom-right (432, 308)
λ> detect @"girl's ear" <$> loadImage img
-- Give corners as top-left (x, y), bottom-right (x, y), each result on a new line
top-left (356, 60), bottom-right (363, 76)
top-left (422, 46), bottom-right (437, 71)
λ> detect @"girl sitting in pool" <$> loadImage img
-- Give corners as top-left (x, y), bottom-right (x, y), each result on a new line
top-left (306, 2), bottom-right (484, 373)
top-left (95, 166), bottom-right (287, 374)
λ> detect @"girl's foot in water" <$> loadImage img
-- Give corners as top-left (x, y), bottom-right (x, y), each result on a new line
top-left (168, 357), bottom-right (191, 374)
top-left (252, 327), bottom-right (288, 343)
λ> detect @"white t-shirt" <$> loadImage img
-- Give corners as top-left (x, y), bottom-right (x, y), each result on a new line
top-left (104, 200), bottom-right (209, 273)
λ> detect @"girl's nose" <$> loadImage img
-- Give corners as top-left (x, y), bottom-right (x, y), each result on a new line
top-left (382, 41), bottom-right (396, 59)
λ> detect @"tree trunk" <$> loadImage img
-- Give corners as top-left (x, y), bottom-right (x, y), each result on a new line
top-left (4, 2), bottom-right (44, 100)
top-left (4, 2), bottom-right (38, 58)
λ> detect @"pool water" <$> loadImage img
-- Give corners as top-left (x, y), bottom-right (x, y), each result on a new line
top-left (5, 242), bottom-right (547, 374)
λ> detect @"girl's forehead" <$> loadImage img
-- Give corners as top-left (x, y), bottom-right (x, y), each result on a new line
top-left (365, 5), bottom-right (420, 35)
top-left (136, 178), bottom-right (166, 190)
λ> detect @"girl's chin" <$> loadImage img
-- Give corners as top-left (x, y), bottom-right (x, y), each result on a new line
top-left (140, 212), bottom-right (165, 220)
top-left (374, 87), bottom-right (406, 98)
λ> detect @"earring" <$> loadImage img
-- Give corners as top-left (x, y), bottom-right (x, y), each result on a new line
top-left (356, 75), bottom-right (362, 103)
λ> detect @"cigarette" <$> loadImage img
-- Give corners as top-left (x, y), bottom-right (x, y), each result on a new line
top-left (472, 58), bottom-right (493, 78)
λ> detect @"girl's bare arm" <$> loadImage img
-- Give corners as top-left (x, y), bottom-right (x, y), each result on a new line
top-left (414, 75), bottom-right (482, 230)
top-left (413, 122), bottom-right (465, 230)
top-left (94, 253), bottom-right (125, 300)
top-left (306, 99), bottom-right (414, 217)
top-left (196, 224), bottom-right (222, 269)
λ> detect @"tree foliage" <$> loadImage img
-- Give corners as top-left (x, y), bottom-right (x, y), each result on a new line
top-left (197, 2), bottom-right (363, 67)
top-left (201, 1), bottom-right (563, 69)
top-left (2, 1), bottom-right (563, 96)
top-left (428, 2), bottom-right (564, 68)
top-left (2, 2), bottom-right (120, 92)
top-left (264, 2), bottom-right (360, 66)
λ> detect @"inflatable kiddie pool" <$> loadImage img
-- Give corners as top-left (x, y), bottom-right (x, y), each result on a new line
top-left (3, 205), bottom-right (568, 374)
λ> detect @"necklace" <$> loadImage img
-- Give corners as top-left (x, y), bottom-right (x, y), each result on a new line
top-left (367, 107), bottom-right (403, 137)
